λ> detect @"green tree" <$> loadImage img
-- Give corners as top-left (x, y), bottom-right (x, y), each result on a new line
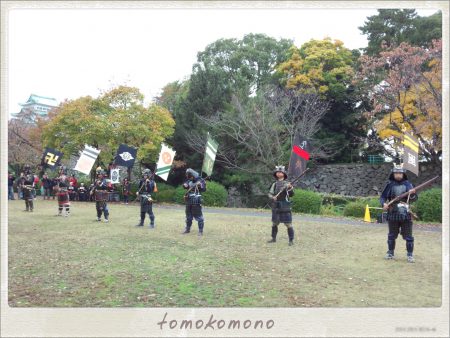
top-left (160, 34), bottom-right (293, 178)
top-left (359, 9), bottom-right (442, 56)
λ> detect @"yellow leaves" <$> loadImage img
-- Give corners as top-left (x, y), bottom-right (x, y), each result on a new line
top-left (40, 86), bottom-right (175, 164)
top-left (277, 38), bottom-right (353, 94)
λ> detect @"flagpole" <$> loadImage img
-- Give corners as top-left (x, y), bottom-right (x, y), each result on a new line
top-left (200, 132), bottom-right (209, 178)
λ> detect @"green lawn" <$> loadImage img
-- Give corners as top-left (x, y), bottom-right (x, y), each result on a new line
top-left (8, 199), bottom-right (442, 307)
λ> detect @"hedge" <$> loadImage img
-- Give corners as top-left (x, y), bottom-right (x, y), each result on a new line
top-left (343, 197), bottom-right (382, 220)
top-left (413, 188), bottom-right (442, 222)
top-left (153, 182), bottom-right (176, 203)
top-left (173, 181), bottom-right (228, 207)
top-left (291, 189), bottom-right (322, 214)
top-left (343, 201), bottom-right (366, 218)
top-left (321, 193), bottom-right (356, 206)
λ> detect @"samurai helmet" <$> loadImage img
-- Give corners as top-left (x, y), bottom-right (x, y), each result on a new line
top-left (389, 163), bottom-right (408, 180)
top-left (273, 165), bottom-right (288, 179)
top-left (142, 168), bottom-right (152, 177)
top-left (96, 167), bottom-right (106, 176)
top-left (58, 165), bottom-right (67, 175)
top-left (186, 168), bottom-right (199, 179)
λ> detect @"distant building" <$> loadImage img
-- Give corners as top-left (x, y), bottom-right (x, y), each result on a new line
top-left (14, 94), bottom-right (58, 120)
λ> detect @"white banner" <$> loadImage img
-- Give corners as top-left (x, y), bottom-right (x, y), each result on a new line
top-left (155, 143), bottom-right (176, 181)
top-left (110, 168), bottom-right (120, 184)
top-left (73, 145), bottom-right (101, 175)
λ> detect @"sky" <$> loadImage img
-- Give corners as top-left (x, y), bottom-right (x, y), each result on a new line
top-left (6, 6), bottom-right (440, 118)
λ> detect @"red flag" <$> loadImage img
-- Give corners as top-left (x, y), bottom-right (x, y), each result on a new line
top-left (293, 145), bottom-right (310, 161)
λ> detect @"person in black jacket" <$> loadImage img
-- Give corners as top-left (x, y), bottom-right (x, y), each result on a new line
top-left (22, 166), bottom-right (35, 212)
top-left (181, 168), bottom-right (206, 236)
top-left (8, 172), bottom-right (15, 200)
top-left (135, 169), bottom-right (157, 228)
top-left (41, 173), bottom-right (52, 200)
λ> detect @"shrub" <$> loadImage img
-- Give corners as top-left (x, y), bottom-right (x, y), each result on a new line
top-left (362, 197), bottom-right (383, 221)
top-left (291, 189), bottom-right (322, 214)
top-left (320, 204), bottom-right (344, 217)
top-left (173, 181), bottom-right (228, 207)
top-left (154, 182), bottom-right (176, 203)
top-left (173, 186), bottom-right (186, 204)
top-left (343, 196), bottom-right (383, 220)
top-left (413, 188), bottom-right (442, 222)
top-left (203, 181), bottom-right (228, 207)
top-left (321, 193), bottom-right (355, 206)
top-left (343, 201), bottom-right (366, 218)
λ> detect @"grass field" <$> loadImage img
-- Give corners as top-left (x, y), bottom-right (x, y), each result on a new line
top-left (8, 199), bottom-right (442, 307)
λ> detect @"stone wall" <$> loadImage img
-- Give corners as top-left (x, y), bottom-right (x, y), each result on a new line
top-left (298, 163), bottom-right (442, 197)
top-left (226, 162), bottom-right (442, 207)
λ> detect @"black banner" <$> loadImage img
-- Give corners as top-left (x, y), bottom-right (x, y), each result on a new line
top-left (41, 148), bottom-right (63, 170)
top-left (114, 144), bottom-right (137, 168)
top-left (288, 134), bottom-right (310, 181)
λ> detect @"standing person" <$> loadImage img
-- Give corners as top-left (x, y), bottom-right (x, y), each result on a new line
top-left (380, 164), bottom-right (418, 263)
top-left (135, 169), bottom-right (157, 228)
top-left (33, 174), bottom-right (39, 199)
top-left (8, 172), bottom-right (16, 200)
top-left (22, 166), bottom-right (35, 212)
top-left (267, 165), bottom-right (295, 246)
top-left (122, 178), bottom-right (131, 205)
top-left (51, 177), bottom-right (59, 200)
top-left (78, 183), bottom-right (87, 201)
top-left (90, 168), bottom-right (111, 222)
top-left (68, 181), bottom-right (77, 201)
top-left (68, 174), bottom-right (78, 188)
top-left (41, 173), bottom-right (52, 200)
top-left (181, 168), bottom-right (206, 236)
top-left (17, 172), bottom-right (25, 200)
top-left (55, 173), bottom-right (71, 217)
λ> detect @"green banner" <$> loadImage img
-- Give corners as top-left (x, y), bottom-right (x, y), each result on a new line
top-left (202, 135), bottom-right (218, 176)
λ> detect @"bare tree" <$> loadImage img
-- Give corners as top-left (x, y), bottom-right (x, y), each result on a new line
top-left (8, 109), bottom-right (43, 169)
top-left (186, 86), bottom-right (331, 173)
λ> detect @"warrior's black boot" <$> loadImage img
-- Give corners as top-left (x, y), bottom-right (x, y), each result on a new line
top-left (182, 220), bottom-right (192, 234)
top-left (268, 226), bottom-right (278, 243)
top-left (135, 212), bottom-right (145, 226)
top-left (385, 250), bottom-right (395, 260)
top-left (288, 227), bottom-right (294, 246)
top-left (149, 215), bottom-right (155, 228)
top-left (385, 236), bottom-right (396, 259)
top-left (406, 239), bottom-right (414, 263)
top-left (198, 220), bottom-right (204, 236)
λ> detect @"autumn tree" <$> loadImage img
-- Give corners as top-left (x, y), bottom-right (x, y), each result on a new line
top-left (357, 40), bottom-right (442, 163)
top-left (41, 86), bottom-right (175, 172)
top-left (8, 108), bottom-right (44, 173)
top-left (276, 38), bottom-right (366, 162)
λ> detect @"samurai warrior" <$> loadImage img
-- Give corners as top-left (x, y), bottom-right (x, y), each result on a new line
top-left (135, 169), bottom-right (157, 228)
top-left (22, 165), bottom-right (35, 212)
top-left (380, 164), bottom-right (418, 263)
top-left (268, 165), bottom-right (295, 246)
top-left (78, 183), bottom-right (87, 201)
top-left (91, 168), bottom-right (111, 222)
top-left (56, 170), bottom-right (70, 216)
top-left (182, 168), bottom-right (206, 236)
